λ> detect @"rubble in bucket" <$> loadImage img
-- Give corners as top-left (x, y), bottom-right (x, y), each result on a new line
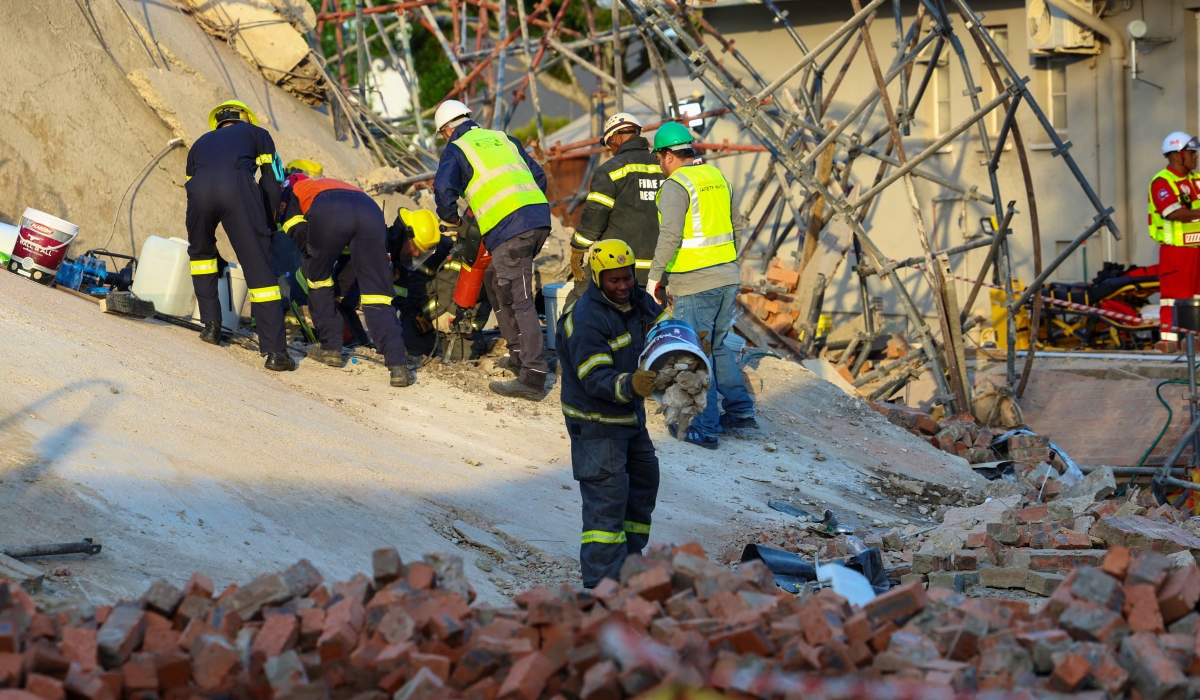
top-left (652, 354), bottom-right (710, 434)
top-left (638, 320), bottom-right (714, 436)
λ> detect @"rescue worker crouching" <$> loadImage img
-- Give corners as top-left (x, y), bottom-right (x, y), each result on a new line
top-left (568, 113), bottom-right (664, 305)
top-left (557, 239), bottom-right (669, 588)
top-left (1149, 132), bottom-right (1200, 347)
top-left (389, 208), bottom-right (454, 358)
top-left (278, 173), bottom-right (414, 387)
top-left (186, 99), bottom-right (294, 371)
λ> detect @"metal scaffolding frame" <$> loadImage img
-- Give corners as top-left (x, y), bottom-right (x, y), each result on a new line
top-left (310, 0), bottom-right (1123, 414)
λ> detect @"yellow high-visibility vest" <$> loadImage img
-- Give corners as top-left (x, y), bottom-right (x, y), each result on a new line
top-left (454, 128), bottom-right (548, 235)
top-left (657, 163), bottom-right (737, 273)
top-left (1149, 168), bottom-right (1200, 246)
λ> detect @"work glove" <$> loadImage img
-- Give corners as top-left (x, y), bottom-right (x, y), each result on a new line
top-left (440, 218), bottom-right (470, 237)
top-left (631, 369), bottom-right (657, 398)
top-left (570, 249), bottom-right (587, 283)
top-left (435, 312), bottom-right (456, 334)
top-left (698, 330), bottom-right (712, 355)
top-left (647, 279), bottom-right (661, 302)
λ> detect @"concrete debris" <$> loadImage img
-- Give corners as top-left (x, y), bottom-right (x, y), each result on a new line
top-left (0, 554), bottom-right (43, 594)
top-left (652, 354), bottom-right (710, 435)
top-left (179, 0), bottom-right (325, 103)
top-left (452, 520), bottom-right (513, 561)
top-left (1062, 465), bottom-right (1118, 502)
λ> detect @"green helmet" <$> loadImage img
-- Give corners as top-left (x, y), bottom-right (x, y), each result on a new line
top-left (652, 122), bottom-right (694, 151)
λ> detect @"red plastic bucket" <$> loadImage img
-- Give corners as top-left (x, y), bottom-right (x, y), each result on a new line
top-left (7, 208), bottom-right (79, 286)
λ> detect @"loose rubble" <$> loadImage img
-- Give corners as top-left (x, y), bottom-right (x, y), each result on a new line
top-left (652, 354), bottom-right (711, 434)
top-left (9, 528), bottom-right (1200, 700)
top-left (872, 402), bottom-right (1017, 465)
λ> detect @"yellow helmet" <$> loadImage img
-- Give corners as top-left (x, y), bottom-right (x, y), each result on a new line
top-left (208, 100), bottom-right (259, 131)
top-left (589, 239), bottom-right (636, 285)
top-left (286, 159), bottom-right (324, 178)
top-left (400, 209), bottom-right (441, 252)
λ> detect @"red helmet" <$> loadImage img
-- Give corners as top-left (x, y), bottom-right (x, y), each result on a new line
top-left (283, 173), bottom-right (309, 189)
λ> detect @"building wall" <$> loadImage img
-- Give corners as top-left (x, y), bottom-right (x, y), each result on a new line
top-left (694, 0), bottom-right (1198, 329)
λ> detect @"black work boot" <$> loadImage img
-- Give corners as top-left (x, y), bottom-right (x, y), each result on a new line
top-left (308, 346), bottom-right (344, 367)
top-left (494, 355), bottom-right (522, 375)
top-left (199, 321), bottom-right (222, 346)
top-left (264, 352), bottom-right (297, 372)
top-left (489, 371), bottom-right (546, 401)
top-left (390, 365), bottom-right (414, 387)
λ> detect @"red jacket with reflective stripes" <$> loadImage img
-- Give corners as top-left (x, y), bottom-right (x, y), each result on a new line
top-left (292, 178), bottom-right (362, 214)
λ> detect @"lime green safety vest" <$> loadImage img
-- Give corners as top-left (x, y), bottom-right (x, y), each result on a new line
top-left (657, 163), bottom-right (738, 273)
top-left (1149, 168), bottom-right (1200, 246)
top-left (453, 128), bottom-right (548, 235)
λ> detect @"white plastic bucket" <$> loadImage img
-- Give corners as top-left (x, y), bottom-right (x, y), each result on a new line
top-left (543, 280), bottom-right (575, 350)
top-left (192, 263), bottom-right (249, 332)
top-left (7, 208), bottom-right (79, 285)
top-left (637, 319), bottom-right (714, 403)
top-left (0, 223), bottom-right (18, 266)
top-left (132, 236), bottom-right (195, 316)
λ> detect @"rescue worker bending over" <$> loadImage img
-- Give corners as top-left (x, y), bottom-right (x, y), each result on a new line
top-left (569, 113), bottom-right (664, 304)
top-left (390, 210), bottom-right (496, 361)
top-left (1150, 132), bottom-right (1200, 347)
top-left (433, 99), bottom-right (551, 401)
top-left (185, 99), bottom-right (293, 371)
top-left (279, 174), bottom-right (413, 387)
top-left (285, 159), bottom-right (324, 179)
top-left (556, 239), bottom-right (670, 587)
top-left (283, 159), bottom-right (372, 348)
top-left (390, 208), bottom-right (454, 357)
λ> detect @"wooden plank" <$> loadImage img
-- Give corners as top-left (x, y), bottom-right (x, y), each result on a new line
top-left (55, 285), bottom-right (102, 305)
top-left (789, 217), bottom-right (855, 341)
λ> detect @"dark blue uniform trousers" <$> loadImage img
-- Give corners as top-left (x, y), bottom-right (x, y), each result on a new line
top-left (186, 171), bottom-right (287, 354)
top-left (570, 422), bottom-right (659, 588)
top-left (302, 190), bottom-right (408, 368)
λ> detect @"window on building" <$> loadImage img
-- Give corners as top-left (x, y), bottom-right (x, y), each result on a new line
top-left (918, 32), bottom-right (951, 139)
top-left (1038, 57), bottom-right (1068, 133)
top-left (935, 62), bottom-right (951, 135)
top-left (982, 26), bottom-right (1008, 134)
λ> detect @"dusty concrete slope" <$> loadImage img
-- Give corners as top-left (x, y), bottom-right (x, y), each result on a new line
top-left (0, 0), bottom-right (375, 256)
top-left (0, 272), bottom-right (983, 604)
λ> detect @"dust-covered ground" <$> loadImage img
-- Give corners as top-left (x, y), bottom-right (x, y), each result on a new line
top-left (0, 271), bottom-right (984, 605)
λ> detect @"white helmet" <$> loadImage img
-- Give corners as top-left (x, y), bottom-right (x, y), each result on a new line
top-left (434, 100), bottom-right (472, 132)
top-left (1163, 131), bottom-right (1199, 155)
top-left (602, 112), bottom-right (642, 144)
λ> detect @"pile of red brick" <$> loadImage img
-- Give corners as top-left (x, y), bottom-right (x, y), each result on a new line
top-left (870, 403), bottom-right (996, 464)
top-left (739, 291), bottom-right (801, 340)
top-left (8, 536), bottom-right (1200, 700)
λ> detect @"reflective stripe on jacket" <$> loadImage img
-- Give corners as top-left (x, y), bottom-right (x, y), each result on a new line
top-left (454, 128), bottom-right (549, 235)
top-left (574, 136), bottom-right (664, 275)
top-left (556, 281), bottom-right (666, 431)
top-left (656, 163), bottom-right (737, 273)
top-left (1149, 168), bottom-right (1200, 246)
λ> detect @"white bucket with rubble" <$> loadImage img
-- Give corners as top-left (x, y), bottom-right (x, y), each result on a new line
top-left (638, 319), bottom-right (713, 404)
